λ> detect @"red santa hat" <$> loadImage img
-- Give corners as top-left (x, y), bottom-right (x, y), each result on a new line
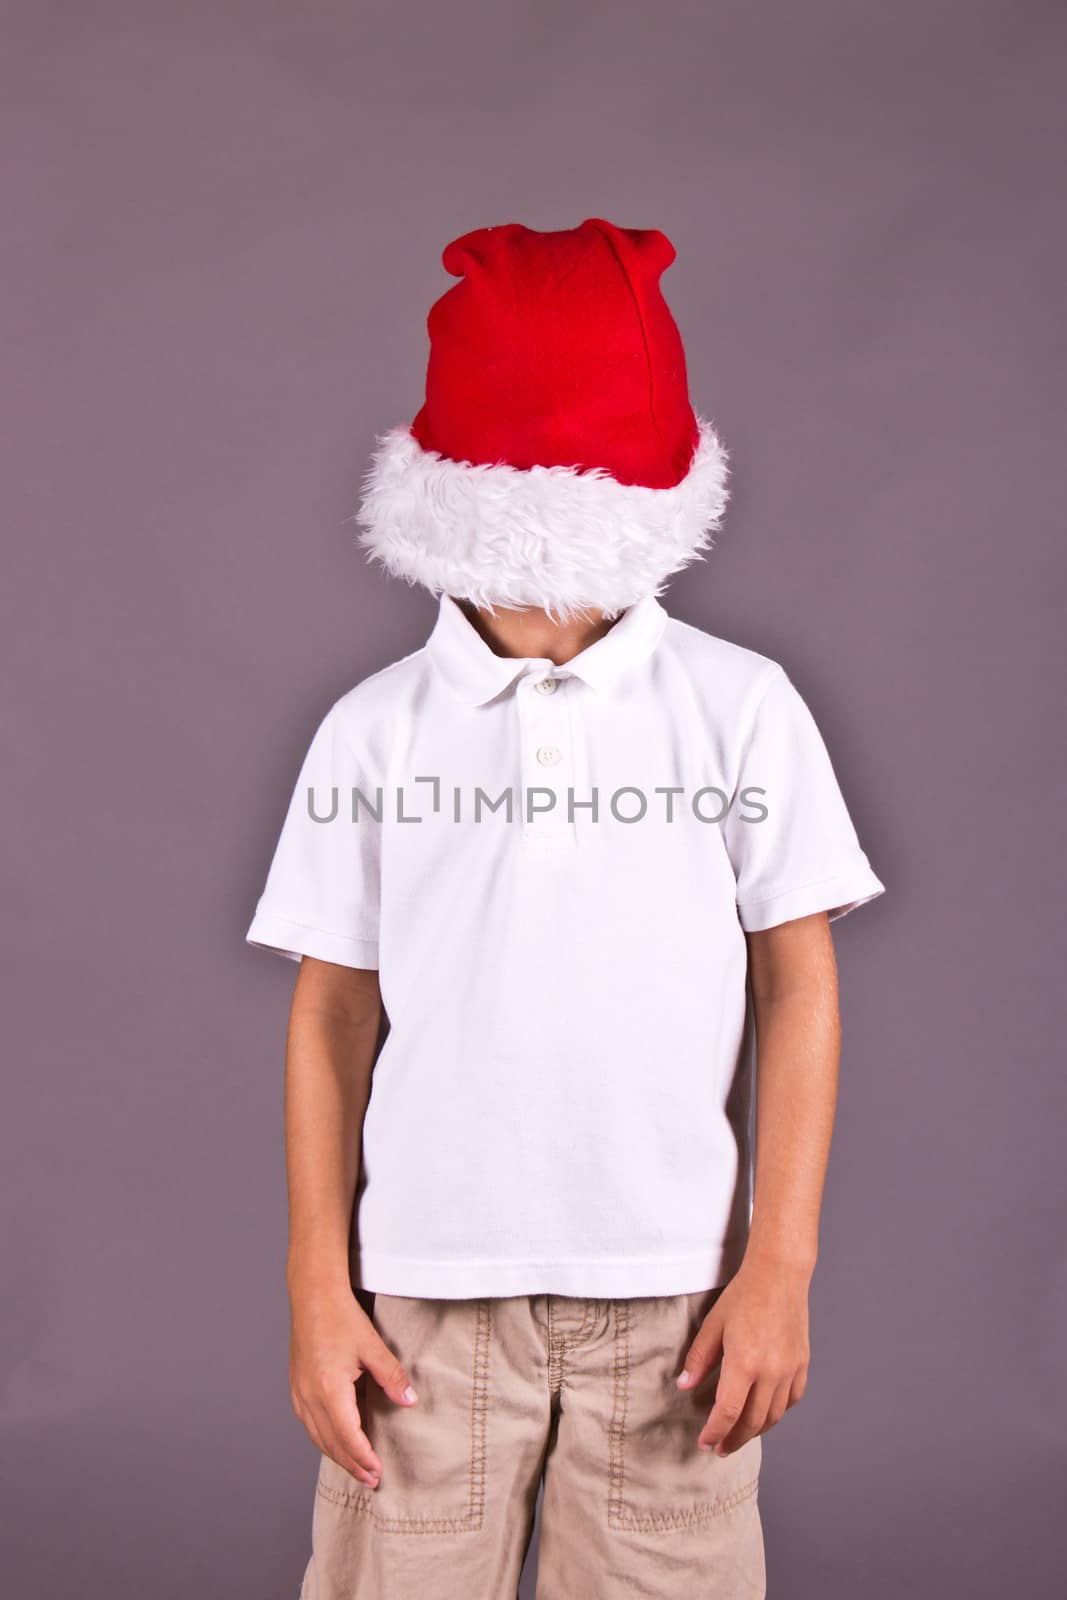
top-left (356, 218), bottom-right (729, 621)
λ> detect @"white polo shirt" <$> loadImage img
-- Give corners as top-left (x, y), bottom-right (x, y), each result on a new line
top-left (247, 594), bottom-right (884, 1299)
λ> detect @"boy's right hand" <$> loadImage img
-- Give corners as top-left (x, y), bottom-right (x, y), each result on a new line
top-left (288, 1280), bottom-right (418, 1489)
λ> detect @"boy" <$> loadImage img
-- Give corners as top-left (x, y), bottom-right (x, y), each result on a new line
top-left (247, 218), bottom-right (884, 1599)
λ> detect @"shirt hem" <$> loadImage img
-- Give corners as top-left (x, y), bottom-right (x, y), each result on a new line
top-left (737, 863), bottom-right (885, 932)
top-left (351, 1241), bottom-right (749, 1299)
top-left (246, 910), bottom-right (380, 969)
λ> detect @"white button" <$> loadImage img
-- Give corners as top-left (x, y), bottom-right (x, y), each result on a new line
top-left (536, 745), bottom-right (562, 767)
top-left (534, 676), bottom-right (559, 695)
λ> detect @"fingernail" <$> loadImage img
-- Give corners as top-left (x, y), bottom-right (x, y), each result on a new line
top-left (698, 1440), bottom-right (712, 1452)
top-left (676, 1370), bottom-right (692, 1387)
top-left (403, 1385), bottom-right (418, 1403)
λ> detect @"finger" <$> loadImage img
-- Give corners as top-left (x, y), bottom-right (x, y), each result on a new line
top-left (291, 1389), bottom-right (330, 1456)
top-left (359, 1328), bottom-right (419, 1406)
top-left (697, 1359), bottom-right (752, 1450)
top-left (760, 1379), bottom-right (793, 1435)
top-left (316, 1387), bottom-right (384, 1484)
top-left (787, 1366), bottom-right (809, 1408)
top-left (294, 1401), bottom-right (328, 1460)
top-left (714, 1376), bottom-right (776, 1456)
top-left (315, 1412), bottom-right (381, 1486)
top-left (676, 1302), bottom-right (725, 1390)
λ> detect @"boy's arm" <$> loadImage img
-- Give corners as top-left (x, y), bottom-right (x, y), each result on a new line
top-left (676, 910), bottom-right (840, 1453)
top-left (285, 956), bottom-right (418, 1490)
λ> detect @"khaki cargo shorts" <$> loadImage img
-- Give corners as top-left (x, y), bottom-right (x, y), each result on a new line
top-left (300, 1286), bottom-right (765, 1599)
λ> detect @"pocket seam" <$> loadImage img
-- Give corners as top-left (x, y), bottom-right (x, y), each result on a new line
top-left (607, 1298), bottom-right (760, 1533)
top-left (315, 1298), bottom-right (492, 1535)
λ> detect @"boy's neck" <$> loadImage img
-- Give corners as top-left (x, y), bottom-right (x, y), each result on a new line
top-left (456, 598), bottom-right (618, 667)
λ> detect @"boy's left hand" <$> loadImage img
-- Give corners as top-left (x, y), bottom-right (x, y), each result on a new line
top-left (675, 1253), bottom-right (812, 1456)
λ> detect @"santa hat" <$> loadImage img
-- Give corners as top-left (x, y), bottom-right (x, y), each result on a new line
top-left (355, 218), bottom-right (728, 621)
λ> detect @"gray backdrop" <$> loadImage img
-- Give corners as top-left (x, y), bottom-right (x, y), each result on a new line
top-left (3, 2), bottom-right (1064, 1596)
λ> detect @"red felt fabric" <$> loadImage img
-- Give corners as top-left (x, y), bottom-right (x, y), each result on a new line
top-left (410, 218), bottom-right (699, 490)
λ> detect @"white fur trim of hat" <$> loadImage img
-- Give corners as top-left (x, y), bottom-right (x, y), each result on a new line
top-left (354, 413), bottom-right (729, 622)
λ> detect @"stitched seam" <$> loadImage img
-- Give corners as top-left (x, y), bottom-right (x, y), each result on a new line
top-left (251, 911), bottom-right (379, 946)
top-left (549, 1335), bottom-right (564, 1399)
top-left (571, 1298), bottom-right (596, 1344)
top-left (730, 662), bottom-right (786, 795)
top-left (592, 224), bottom-right (665, 455)
top-left (737, 863), bottom-right (873, 910)
top-left (467, 1299), bottom-right (491, 1524)
top-left (555, 1297), bottom-right (598, 1352)
top-left (354, 1249), bottom-right (731, 1267)
top-left (607, 1299), bottom-right (760, 1533)
top-left (612, 1474), bottom-right (760, 1531)
top-left (315, 1297), bottom-right (492, 1535)
top-left (611, 1474), bottom-right (760, 1532)
top-left (607, 1299), bottom-right (630, 1525)
top-left (314, 1479), bottom-right (482, 1535)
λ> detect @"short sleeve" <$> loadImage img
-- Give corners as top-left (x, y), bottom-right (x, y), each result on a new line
top-left (724, 666), bottom-right (885, 932)
top-left (245, 702), bottom-right (381, 968)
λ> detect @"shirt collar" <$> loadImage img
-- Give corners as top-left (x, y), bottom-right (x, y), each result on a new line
top-left (426, 593), bottom-right (669, 706)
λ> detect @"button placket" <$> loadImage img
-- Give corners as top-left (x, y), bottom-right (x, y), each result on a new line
top-left (518, 670), bottom-right (574, 846)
